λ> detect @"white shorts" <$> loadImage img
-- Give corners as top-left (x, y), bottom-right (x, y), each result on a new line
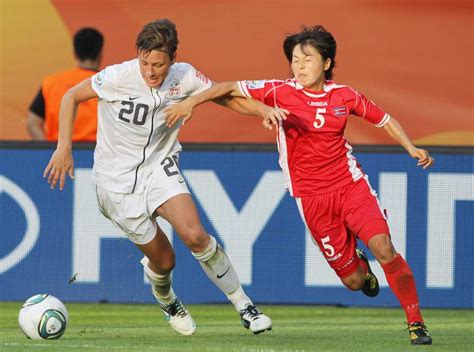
top-left (95, 163), bottom-right (189, 245)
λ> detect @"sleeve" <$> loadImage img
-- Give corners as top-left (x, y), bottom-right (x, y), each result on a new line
top-left (91, 65), bottom-right (118, 102)
top-left (183, 64), bottom-right (212, 96)
top-left (29, 88), bottom-right (45, 118)
top-left (346, 87), bottom-right (391, 127)
top-left (236, 80), bottom-right (278, 107)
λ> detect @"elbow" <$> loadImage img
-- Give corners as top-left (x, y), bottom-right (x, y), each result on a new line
top-left (62, 88), bottom-right (78, 104)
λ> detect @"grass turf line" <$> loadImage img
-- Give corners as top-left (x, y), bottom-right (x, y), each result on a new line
top-left (1, 302), bottom-right (473, 351)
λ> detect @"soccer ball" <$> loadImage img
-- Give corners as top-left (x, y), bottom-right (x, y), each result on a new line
top-left (18, 294), bottom-right (68, 339)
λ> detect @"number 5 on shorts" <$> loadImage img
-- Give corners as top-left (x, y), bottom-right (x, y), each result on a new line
top-left (321, 235), bottom-right (335, 257)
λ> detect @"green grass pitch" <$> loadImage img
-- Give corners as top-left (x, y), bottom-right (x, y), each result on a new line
top-left (1, 302), bottom-right (472, 351)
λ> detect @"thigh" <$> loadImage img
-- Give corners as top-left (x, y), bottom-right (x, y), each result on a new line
top-left (96, 185), bottom-right (157, 245)
top-left (343, 178), bottom-right (390, 246)
top-left (296, 195), bottom-right (358, 278)
top-left (155, 193), bottom-right (207, 246)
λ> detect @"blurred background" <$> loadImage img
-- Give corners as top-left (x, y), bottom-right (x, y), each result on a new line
top-left (1, 0), bottom-right (472, 144)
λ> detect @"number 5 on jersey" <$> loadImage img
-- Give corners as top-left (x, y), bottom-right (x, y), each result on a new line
top-left (313, 108), bottom-right (326, 129)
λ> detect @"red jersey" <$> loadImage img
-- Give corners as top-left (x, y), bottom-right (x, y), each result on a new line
top-left (238, 79), bottom-right (390, 197)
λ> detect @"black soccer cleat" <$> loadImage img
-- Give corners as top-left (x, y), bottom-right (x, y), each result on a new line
top-left (408, 322), bottom-right (433, 345)
top-left (239, 304), bottom-right (272, 334)
top-left (356, 248), bottom-right (380, 297)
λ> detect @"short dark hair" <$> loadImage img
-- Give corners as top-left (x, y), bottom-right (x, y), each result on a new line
top-left (73, 27), bottom-right (104, 61)
top-left (136, 19), bottom-right (179, 60)
top-left (283, 25), bottom-right (337, 80)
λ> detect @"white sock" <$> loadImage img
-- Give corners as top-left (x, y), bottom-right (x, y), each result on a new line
top-left (227, 286), bottom-right (252, 311)
top-left (192, 235), bottom-right (252, 311)
top-left (140, 256), bottom-right (176, 305)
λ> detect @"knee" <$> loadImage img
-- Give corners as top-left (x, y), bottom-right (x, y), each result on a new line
top-left (149, 250), bottom-right (176, 274)
top-left (368, 234), bottom-right (396, 264)
top-left (181, 226), bottom-right (209, 252)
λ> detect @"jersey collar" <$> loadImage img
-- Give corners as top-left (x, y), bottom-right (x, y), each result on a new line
top-left (294, 79), bottom-right (340, 98)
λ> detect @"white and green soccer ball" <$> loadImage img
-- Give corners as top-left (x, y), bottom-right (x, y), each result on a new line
top-left (18, 294), bottom-right (68, 340)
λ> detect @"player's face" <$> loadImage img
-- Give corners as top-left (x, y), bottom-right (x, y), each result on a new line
top-left (138, 50), bottom-right (174, 88)
top-left (291, 44), bottom-right (330, 91)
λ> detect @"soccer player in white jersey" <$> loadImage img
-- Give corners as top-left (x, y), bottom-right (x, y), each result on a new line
top-left (43, 19), bottom-right (275, 336)
top-left (165, 26), bottom-right (434, 345)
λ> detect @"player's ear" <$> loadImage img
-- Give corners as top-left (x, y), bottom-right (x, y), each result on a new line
top-left (323, 58), bottom-right (331, 72)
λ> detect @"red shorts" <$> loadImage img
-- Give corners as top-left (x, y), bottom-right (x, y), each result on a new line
top-left (296, 177), bottom-right (390, 278)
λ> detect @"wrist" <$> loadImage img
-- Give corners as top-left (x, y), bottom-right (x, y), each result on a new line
top-left (57, 142), bottom-right (72, 151)
top-left (189, 95), bottom-right (202, 107)
top-left (406, 145), bottom-right (417, 155)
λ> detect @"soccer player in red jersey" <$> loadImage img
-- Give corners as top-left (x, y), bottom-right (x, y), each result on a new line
top-left (165, 25), bottom-right (434, 345)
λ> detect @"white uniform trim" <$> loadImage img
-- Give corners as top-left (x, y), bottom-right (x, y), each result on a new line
top-left (344, 138), bottom-right (364, 182)
top-left (237, 80), bottom-right (251, 98)
top-left (375, 113), bottom-right (391, 128)
top-left (362, 175), bottom-right (387, 220)
top-left (276, 120), bottom-right (293, 195)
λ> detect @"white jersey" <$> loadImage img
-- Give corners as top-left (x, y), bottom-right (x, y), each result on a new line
top-left (91, 59), bottom-right (211, 193)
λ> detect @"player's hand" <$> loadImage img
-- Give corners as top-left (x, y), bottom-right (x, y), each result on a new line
top-left (409, 147), bottom-right (434, 169)
top-left (43, 147), bottom-right (75, 190)
top-left (165, 98), bottom-right (196, 128)
top-left (261, 107), bottom-right (289, 130)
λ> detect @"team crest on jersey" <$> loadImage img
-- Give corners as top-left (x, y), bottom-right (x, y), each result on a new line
top-left (94, 69), bottom-right (106, 88)
top-left (332, 106), bottom-right (347, 116)
top-left (246, 80), bottom-right (265, 89)
top-left (168, 79), bottom-right (181, 97)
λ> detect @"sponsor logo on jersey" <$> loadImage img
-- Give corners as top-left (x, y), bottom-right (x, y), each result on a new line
top-left (246, 80), bottom-right (265, 89)
top-left (94, 70), bottom-right (106, 88)
top-left (195, 70), bottom-right (210, 84)
top-left (337, 255), bottom-right (356, 271)
top-left (326, 253), bottom-right (342, 262)
top-left (333, 106), bottom-right (347, 116)
top-left (307, 101), bottom-right (328, 107)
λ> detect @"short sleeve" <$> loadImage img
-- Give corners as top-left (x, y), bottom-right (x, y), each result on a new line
top-left (91, 66), bottom-right (118, 102)
top-left (182, 64), bottom-right (212, 96)
top-left (29, 88), bottom-right (45, 118)
top-left (346, 88), bottom-right (390, 127)
top-left (237, 80), bottom-right (269, 102)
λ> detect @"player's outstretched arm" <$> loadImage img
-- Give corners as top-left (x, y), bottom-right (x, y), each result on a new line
top-left (213, 97), bottom-right (287, 130)
top-left (165, 81), bottom-right (287, 129)
top-left (43, 78), bottom-right (98, 190)
top-left (382, 116), bottom-right (434, 169)
top-left (165, 82), bottom-right (240, 127)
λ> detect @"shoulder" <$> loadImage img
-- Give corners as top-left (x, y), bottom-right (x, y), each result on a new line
top-left (171, 62), bottom-right (195, 72)
top-left (96, 59), bottom-right (141, 87)
top-left (106, 58), bottom-right (139, 76)
top-left (42, 68), bottom-right (76, 84)
top-left (169, 62), bottom-right (199, 80)
top-left (267, 79), bottom-right (301, 95)
top-left (324, 80), bottom-right (357, 98)
top-left (170, 62), bottom-right (211, 86)
top-left (244, 78), bottom-right (289, 89)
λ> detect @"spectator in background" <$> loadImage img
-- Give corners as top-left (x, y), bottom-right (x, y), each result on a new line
top-left (27, 27), bottom-right (104, 141)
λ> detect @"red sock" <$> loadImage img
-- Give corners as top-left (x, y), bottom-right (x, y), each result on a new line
top-left (381, 254), bottom-right (423, 323)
